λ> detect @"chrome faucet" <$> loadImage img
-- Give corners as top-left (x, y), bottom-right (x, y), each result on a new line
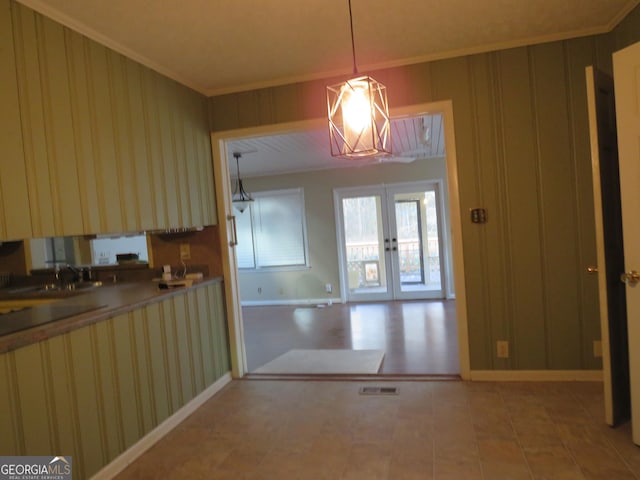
top-left (54, 264), bottom-right (83, 288)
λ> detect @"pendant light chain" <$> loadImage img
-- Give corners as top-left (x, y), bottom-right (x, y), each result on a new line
top-left (348, 0), bottom-right (358, 75)
top-left (235, 153), bottom-right (248, 200)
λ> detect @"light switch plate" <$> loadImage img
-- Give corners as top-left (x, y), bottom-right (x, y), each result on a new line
top-left (470, 208), bottom-right (488, 224)
top-left (179, 243), bottom-right (191, 260)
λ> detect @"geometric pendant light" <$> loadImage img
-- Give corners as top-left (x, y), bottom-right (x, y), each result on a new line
top-left (327, 0), bottom-right (391, 158)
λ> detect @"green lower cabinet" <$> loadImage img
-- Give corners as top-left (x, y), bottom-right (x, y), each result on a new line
top-left (0, 282), bottom-right (229, 479)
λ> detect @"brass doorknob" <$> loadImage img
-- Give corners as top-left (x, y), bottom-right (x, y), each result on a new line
top-left (586, 266), bottom-right (598, 274)
top-left (620, 270), bottom-right (640, 287)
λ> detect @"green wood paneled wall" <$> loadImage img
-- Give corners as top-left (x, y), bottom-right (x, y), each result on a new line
top-left (0, 282), bottom-right (229, 479)
top-left (0, 0), bottom-right (216, 240)
top-left (208, 13), bottom-right (640, 371)
top-left (610, 4), bottom-right (640, 55)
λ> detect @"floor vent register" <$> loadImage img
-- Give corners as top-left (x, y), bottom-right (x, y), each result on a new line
top-left (358, 386), bottom-right (398, 395)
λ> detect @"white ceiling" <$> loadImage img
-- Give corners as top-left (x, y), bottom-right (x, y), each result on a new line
top-left (17, 0), bottom-right (638, 176)
top-left (227, 114), bottom-right (446, 178)
top-left (18, 0), bottom-right (638, 96)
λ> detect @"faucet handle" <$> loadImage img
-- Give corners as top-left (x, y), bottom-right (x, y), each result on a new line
top-left (82, 266), bottom-right (93, 282)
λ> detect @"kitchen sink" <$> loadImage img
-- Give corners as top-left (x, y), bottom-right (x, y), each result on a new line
top-left (6, 281), bottom-right (103, 297)
top-left (41, 281), bottom-right (103, 292)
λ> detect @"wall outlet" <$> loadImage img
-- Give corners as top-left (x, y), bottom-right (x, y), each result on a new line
top-left (179, 243), bottom-right (191, 260)
top-left (325, 283), bottom-right (332, 294)
top-left (497, 340), bottom-right (509, 358)
top-left (593, 340), bottom-right (603, 358)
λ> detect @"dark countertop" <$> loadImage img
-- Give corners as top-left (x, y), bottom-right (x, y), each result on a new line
top-left (0, 276), bottom-right (223, 354)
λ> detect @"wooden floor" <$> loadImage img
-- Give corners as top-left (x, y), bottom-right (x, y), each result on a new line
top-left (242, 299), bottom-right (460, 375)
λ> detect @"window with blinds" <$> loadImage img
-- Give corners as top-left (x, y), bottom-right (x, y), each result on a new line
top-left (235, 188), bottom-right (309, 270)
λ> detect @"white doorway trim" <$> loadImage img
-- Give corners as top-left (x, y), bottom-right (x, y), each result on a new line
top-left (211, 100), bottom-right (471, 380)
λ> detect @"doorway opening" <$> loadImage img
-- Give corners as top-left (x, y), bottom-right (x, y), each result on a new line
top-left (211, 100), bottom-right (470, 379)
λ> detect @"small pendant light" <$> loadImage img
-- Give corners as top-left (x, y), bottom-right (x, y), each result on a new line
top-left (232, 152), bottom-right (253, 213)
top-left (327, 0), bottom-right (391, 158)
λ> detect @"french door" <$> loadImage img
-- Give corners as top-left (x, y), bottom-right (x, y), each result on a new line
top-left (335, 181), bottom-right (446, 302)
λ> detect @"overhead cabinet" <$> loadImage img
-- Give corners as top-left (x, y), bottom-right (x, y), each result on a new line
top-left (0, 0), bottom-right (217, 241)
top-left (0, 0), bottom-right (31, 240)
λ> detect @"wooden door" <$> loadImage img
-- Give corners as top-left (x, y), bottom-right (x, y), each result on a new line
top-left (613, 40), bottom-right (640, 445)
top-left (586, 66), bottom-right (630, 426)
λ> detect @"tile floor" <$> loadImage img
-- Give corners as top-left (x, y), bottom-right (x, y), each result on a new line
top-left (115, 380), bottom-right (640, 479)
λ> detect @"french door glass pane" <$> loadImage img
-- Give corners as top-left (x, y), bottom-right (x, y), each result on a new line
top-left (424, 190), bottom-right (441, 287)
top-left (394, 190), bottom-right (441, 293)
top-left (395, 200), bottom-right (425, 284)
top-left (342, 196), bottom-right (387, 294)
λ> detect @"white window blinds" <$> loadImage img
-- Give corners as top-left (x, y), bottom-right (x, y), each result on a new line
top-left (236, 188), bottom-right (308, 269)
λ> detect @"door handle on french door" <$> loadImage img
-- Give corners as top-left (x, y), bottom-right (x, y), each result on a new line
top-left (621, 270), bottom-right (640, 286)
top-left (227, 214), bottom-right (238, 246)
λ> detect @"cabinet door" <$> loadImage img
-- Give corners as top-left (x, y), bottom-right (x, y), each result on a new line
top-left (6, 2), bottom-right (217, 236)
top-left (0, 0), bottom-right (31, 240)
top-left (12, 5), bottom-right (84, 237)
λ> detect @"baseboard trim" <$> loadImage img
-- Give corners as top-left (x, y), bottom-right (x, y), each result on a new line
top-left (91, 372), bottom-right (232, 479)
top-left (469, 370), bottom-right (603, 382)
top-left (244, 373), bottom-right (462, 382)
top-left (241, 298), bottom-right (343, 307)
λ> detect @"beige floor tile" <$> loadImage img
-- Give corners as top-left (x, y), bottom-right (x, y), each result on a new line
top-left (113, 380), bottom-right (640, 480)
top-left (434, 458), bottom-right (483, 480)
top-left (603, 422), bottom-right (640, 473)
top-left (434, 417), bottom-right (476, 441)
top-left (473, 413), bottom-right (517, 440)
top-left (392, 427), bottom-right (433, 448)
top-left (391, 438), bottom-right (434, 462)
top-left (435, 438), bottom-right (479, 463)
top-left (524, 446), bottom-right (581, 478)
top-left (556, 424), bottom-right (613, 448)
top-left (578, 467), bottom-right (638, 480)
top-left (302, 447), bottom-right (351, 476)
top-left (477, 438), bottom-right (528, 465)
top-left (531, 468), bottom-right (586, 480)
top-left (340, 442), bottom-right (392, 480)
top-left (388, 456), bottom-right (434, 480)
top-left (566, 441), bottom-right (638, 479)
top-left (513, 420), bottom-right (564, 448)
top-left (481, 460), bottom-right (533, 480)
